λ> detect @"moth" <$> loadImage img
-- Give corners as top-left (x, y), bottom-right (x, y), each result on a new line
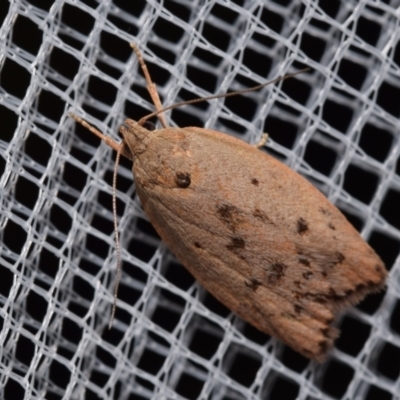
top-left (70, 43), bottom-right (387, 361)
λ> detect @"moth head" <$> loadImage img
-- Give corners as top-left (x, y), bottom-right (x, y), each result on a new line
top-left (131, 127), bottom-right (193, 190)
top-left (119, 119), bottom-right (155, 157)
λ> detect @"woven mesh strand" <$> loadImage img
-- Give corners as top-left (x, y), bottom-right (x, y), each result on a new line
top-left (1, 0), bottom-right (400, 399)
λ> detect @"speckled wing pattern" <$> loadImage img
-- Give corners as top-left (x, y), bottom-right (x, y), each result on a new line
top-left (123, 123), bottom-right (386, 361)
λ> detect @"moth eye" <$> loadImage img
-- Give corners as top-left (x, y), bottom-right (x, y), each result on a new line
top-left (175, 172), bottom-right (191, 188)
top-left (142, 121), bottom-right (156, 131)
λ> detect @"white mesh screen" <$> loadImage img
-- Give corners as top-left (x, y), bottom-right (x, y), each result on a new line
top-left (1, 0), bottom-right (400, 399)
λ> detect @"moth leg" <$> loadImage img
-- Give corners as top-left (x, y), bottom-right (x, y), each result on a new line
top-left (130, 43), bottom-right (168, 129)
top-left (254, 133), bottom-right (269, 148)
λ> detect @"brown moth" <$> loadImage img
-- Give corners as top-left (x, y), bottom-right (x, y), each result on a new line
top-left (70, 43), bottom-right (387, 362)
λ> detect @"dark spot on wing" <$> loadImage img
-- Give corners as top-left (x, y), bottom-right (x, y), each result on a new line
top-left (226, 237), bottom-right (245, 256)
top-left (267, 262), bottom-right (288, 285)
top-left (229, 237), bottom-right (245, 249)
top-left (297, 246), bottom-right (347, 274)
top-left (217, 203), bottom-right (242, 231)
top-left (336, 252), bottom-right (345, 264)
top-left (298, 257), bottom-right (310, 267)
top-left (245, 278), bottom-right (261, 291)
top-left (194, 242), bottom-right (202, 249)
top-left (175, 172), bottom-right (191, 188)
top-left (320, 252), bottom-right (345, 269)
top-left (294, 304), bottom-right (302, 314)
top-left (303, 271), bottom-right (313, 280)
top-left (328, 223), bottom-right (336, 230)
top-left (252, 208), bottom-right (274, 225)
top-left (217, 203), bottom-right (235, 221)
top-left (251, 178), bottom-right (259, 186)
top-left (297, 218), bottom-right (309, 235)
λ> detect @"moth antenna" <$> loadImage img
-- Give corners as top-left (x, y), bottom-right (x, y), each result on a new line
top-left (138, 68), bottom-right (310, 125)
top-left (130, 43), bottom-right (168, 129)
top-left (69, 114), bottom-right (125, 327)
top-left (69, 113), bottom-right (133, 160)
top-left (109, 146), bottom-right (123, 329)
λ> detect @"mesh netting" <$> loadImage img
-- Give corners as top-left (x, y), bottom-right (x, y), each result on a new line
top-left (1, 0), bottom-right (400, 399)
